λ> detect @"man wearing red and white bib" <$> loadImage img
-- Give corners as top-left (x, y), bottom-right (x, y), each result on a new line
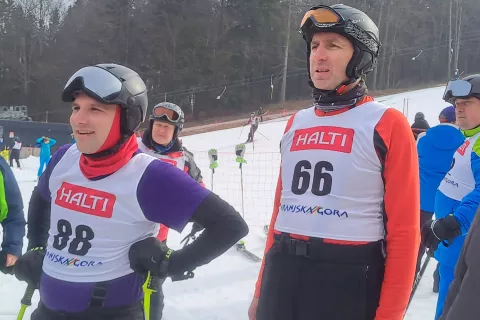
top-left (249, 4), bottom-right (420, 320)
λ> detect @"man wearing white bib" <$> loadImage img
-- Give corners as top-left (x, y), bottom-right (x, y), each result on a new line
top-left (14, 63), bottom-right (248, 320)
top-left (138, 101), bottom-right (205, 320)
top-left (249, 4), bottom-right (420, 320)
top-left (422, 74), bottom-right (480, 320)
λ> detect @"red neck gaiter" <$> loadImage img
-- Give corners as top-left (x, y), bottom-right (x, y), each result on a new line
top-left (79, 108), bottom-right (139, 179)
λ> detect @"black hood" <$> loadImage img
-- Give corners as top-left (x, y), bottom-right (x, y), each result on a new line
top-left (411, 118), bottom-right (430, 130)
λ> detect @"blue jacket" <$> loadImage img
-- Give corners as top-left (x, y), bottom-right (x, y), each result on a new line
top-left (36, 137), bottom-right (57, 158)
top-left (417, 123), bottom-right (465, 212)
top-left (0, 156), bottom-right (25, 256)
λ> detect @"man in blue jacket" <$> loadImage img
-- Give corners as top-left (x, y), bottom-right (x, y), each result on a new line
top-left (36, 136), bottom-right (56, 178)
top-left (416, 106), bottom-right (465, 287)
top-left (422, 74), bottom-right (480, 319)
top-left (0, 155), bottom-right (25, 274)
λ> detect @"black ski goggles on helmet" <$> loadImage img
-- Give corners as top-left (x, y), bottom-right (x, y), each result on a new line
top-left (443, 79), bottom-right (479, 103)
top-left (150, 105), bottom-right (181, 123)
top-left (61, 66), bottom-right (146, 105)
top-left (300, 6), bottom-right (380, 55)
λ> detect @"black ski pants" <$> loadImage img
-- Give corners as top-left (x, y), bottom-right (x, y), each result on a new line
top-left (10, 149), bottom-right (20, 168)
top-left (257, 233), bottom-right (385, 320)
top-left (30, 301), bottom-right (145, 320)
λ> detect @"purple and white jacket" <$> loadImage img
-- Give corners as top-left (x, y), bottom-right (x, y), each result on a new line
top-left (36, 144), bottom-right (210, 312)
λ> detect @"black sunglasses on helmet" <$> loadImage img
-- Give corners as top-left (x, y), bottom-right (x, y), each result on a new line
top-left (62, 66), bottom-right (146, 107)
top-left (443, 79), bottom-right (475, 103)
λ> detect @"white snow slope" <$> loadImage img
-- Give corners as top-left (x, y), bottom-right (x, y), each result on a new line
top-left (0, 85), bottom-right (451, 319)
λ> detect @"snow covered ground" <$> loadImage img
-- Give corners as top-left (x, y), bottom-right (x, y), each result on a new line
top-left (0, 85), bottom-right (451, 319)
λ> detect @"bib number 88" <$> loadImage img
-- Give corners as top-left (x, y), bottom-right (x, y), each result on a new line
top-left (291, 160), bottom-right (333, 196)
top-left (52, 219), bottom-right (94, 256)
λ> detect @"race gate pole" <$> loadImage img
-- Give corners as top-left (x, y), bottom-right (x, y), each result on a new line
top-left (240, 162), bottom-right (245, 218)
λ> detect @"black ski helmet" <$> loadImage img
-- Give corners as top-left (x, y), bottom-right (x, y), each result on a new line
top-left (62, 63), bottom-right (148, 137)
top-left (149, 102), bottom-right (185, 141)
top-left (443, 74), bottom-right (480, 103)
top-left (300, 4), bottom-right (381, 89)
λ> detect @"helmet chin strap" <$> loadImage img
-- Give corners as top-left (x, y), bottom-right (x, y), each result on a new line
top-left (312, 79), bottom-right (367, 113)
top-left (312, 76), bottom-right (359, 97)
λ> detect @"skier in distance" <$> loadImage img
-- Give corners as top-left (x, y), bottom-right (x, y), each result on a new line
top-left (246, 112), bottom-right (260, 143)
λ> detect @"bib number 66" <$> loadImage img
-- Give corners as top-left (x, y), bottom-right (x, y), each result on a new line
top-left (52, 219), bottom-right (95, 256)
top-left (291, 160), bottom-right (334, 196)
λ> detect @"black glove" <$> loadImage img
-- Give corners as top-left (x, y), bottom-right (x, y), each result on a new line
top-left (421, 215), bottom-right (461, 254)
top-left (128, 237), bottom-right (172, 277)
top-left (14, 247), bottom-right (45, 289)
top-left (0, 251), bottom-right (14, 275)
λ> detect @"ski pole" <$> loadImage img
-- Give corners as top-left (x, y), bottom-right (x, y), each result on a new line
top-left (17, 285), bottom-right (35, 320)
top-left (142, 272), bottom-right (156, 320)
top-left (235, 144), bottom-right (247, 219)
top-left (240, 163), bottom-right (245, 218)
top-left (208, 149), bottom-right (218, 191)
top-left (239, 125), bottom-right (246, 138)
top-left (406, 255), bottom-right (431, 314)
top-left (210, 169), bottom-right (215, 191)
top-left (255, 130), bottom-right (269, 140)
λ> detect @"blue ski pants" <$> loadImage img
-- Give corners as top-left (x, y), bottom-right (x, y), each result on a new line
top-left (435, 264), bottom-right (455, 320)
top-left (38, 156), bottom-right (50, 177)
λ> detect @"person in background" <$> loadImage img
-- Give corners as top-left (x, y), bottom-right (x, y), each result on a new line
top-left (9, 136), bottom-right (22, 169)
top-left (0, 154), bottom-right (25, 276)
top-left (416, 105), bottom-right (465, 293)
top-left (411, 112), bottom-right (431, 140)
top-left (138, 102), bottom-right (205, 320)
top-left (245, 112), bottom-right (260, 143)
top-left (257, 106), bottom-right (267, 122)
top-left (36, 136), bottom-right (56, 178)
top-left (422, 74), bottom-right (480, 319)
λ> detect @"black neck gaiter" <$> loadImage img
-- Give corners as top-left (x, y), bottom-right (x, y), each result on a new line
top-left (312, 81), bottom-right (368, 112)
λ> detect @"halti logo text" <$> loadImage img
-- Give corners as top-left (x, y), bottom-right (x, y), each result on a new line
top-left (45, 251), bottom-right (102, 268)
top-left (55, 182), bottom-right (116, 218)
top-left (281, 204), bottom-right (348, 218)
top-left (457, 140), bottom-right (470, 156)
top-left (290, 126), bottom-right (354, 153)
